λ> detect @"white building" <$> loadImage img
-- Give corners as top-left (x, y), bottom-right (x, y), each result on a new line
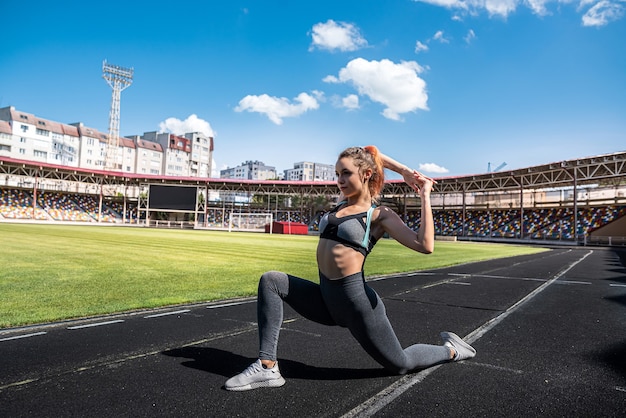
top-left (132, 136), bottom-right (163, 175)
top-left (118, 137), bottom-right (137, 173)
top-left (142, 131), bottom-right (192, 177)
top-left (185, 132), bottom-right (214, 178)
top-left (284, 161), bottom-right (336, 182)
top-left (71, 122), bottom-right (108, 170)
top-left (220, 160), bottom-right (277, 180)
top-left (0, 107), bottom-right (80, 167)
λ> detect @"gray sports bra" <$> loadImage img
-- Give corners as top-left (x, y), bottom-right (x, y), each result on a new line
top-left (318, 202), bottom-right (377, 256)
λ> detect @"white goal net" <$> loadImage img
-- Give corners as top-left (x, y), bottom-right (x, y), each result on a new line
top-left (228, 212), bottom-right (273, 232)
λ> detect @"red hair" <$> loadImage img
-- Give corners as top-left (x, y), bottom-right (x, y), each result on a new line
top-left (338, 145), bottom-right (385, 200)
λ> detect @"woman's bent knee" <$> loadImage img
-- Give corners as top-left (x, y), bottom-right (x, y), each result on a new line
top-left (259, 271), bottom-right (289, 295)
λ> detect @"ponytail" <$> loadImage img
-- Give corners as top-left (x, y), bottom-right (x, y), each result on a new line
top-left (363, 145), bottom-right (385, 199)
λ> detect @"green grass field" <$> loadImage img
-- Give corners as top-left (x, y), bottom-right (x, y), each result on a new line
top-left (0, 223), bottom-right (548, 328)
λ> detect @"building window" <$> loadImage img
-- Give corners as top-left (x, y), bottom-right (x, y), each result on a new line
top-left (21, 125), bottom-right (28, 132)
top-left (33, 150), bottom-right (47, 158)
top-left (36, 128), bottom-right (49, 136)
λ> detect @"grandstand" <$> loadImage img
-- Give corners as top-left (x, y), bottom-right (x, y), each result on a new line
top-left (1, 151), bottom-right (625, 245)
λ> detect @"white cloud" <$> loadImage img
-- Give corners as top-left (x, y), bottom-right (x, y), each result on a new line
top-left (582, 0), bottom-right (625, 26)
top-left (419, 162), bottom-right (449, 173)
top-left (484, 0), bottom-right (519, 17)
top-left (311, 90), bottom-right (326, 101)
top-left (413, 0), bottom-right (625, 26)
top-left (234, 92), bottom-right (320, 125)
top-left (415, 30), bottom-right (454, 54)
top-left (309, 19), bottom-right (368, 52)
top-left (414, 0), bottom-right (515, 17)
top-left (464, 29), bottom-right (477, 43)
top-left (325, 58), bottom-right (428, 121)
top-left (415, 40), bottom-right (429, 53)
top-left (418, 0), bottom-right (468, 8)
top-left (158, 114), bottom-right (214, 137)
top-left (433, 30), bottom-right (450, 43)
top-left (342, 94), bottom-right (360, 110)
top-left (525, 0), bottom-right (550, 15)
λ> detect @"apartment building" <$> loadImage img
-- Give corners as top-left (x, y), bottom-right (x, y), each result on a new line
top-left (0, 107), bottom-right (80, 167)
top-left (71, 122), bottom-right (108, 170)
top-left (0, 106), bottom-right (215, 179)
top-left (284, 161), bottom-right (337, 182)
top-left (220, 160), bottom-right (277, 180)
top-left (185, 132), bottom-right (214, 178)
top-left (141, 131), bottom-right (192, 177)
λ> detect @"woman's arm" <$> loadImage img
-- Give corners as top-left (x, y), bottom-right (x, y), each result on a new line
top-left (377, 150), bottom-right (436, 193)
top-left (377, 174), bottom-right (435, 254)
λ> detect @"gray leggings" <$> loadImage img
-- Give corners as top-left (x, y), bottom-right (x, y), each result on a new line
top-left (257, 270), bottom-right (451, 375)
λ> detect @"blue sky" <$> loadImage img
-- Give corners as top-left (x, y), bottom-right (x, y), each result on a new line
top-left (1, 0), bottom-right (625, 178)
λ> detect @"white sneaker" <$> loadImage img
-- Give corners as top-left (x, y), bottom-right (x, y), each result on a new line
top-left (440, 332), bottom-right (476, 361)
top-left (224, 359), bottom-right (286, 391)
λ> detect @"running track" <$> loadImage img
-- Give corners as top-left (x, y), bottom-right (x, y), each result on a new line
top-left (1, 247), bottom-right (625, 417)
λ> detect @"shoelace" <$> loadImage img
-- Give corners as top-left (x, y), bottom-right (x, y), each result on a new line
top-left (242, 362), bottom-right (264, 376)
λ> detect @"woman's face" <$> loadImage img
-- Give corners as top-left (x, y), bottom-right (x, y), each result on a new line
top-left (336, 157), bottom-right (368, 198)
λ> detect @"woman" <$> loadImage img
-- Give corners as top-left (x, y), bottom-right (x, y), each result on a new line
top-left (225, 146), bottom-right (475, 391)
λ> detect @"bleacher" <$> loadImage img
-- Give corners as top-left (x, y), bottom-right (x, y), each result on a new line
top-left (1, 186), bottom-right (624, 243)
top-left (0, 188), bottom-right (137, 224)
top-left (406, 206), bottom-right (626, 240)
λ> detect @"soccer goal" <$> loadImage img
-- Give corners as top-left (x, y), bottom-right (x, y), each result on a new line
top-left (228, 212), bottom-right (274, 233)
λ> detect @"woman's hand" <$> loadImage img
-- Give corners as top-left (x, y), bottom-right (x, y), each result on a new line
top-left (403, 169), bottom-right (435, 196)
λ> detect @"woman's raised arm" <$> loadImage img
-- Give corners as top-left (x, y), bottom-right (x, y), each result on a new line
top-left (376, 150), bottom-right (436, 193)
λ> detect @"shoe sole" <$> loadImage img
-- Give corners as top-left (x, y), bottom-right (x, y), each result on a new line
top-left (225, 376), bottom-right (286, 392)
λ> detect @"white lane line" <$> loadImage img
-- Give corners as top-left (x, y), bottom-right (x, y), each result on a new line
top-left (0, 325), bottom-right (259, 391)
top-left (206, 301), bottom-right (250, 309)
top-left (609, 284), bottom-right (626, 288)
top-left (463, 274), bottom-right (547, 283)
top-left (341, 250), bottom-right (594, 418)
top-left (463, 361), bottom-right (523, 375)
top-left (370, 272), bottom-right (436, 281)
top-left (67, 320), bottom-right (124, 330)
top-left (555, 280), bottom-right (591, 285)
top-left (465, 250), bottom-right (593, 344)
top-left (144, 309), bottom-right (191, 318)
top-left (0, 378), bottom-right (39, 390)
top-left (0, 332), bottom-right (47, 342)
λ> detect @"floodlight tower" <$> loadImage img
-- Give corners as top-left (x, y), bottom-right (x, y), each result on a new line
top-left (102, 60), bottom-right (133, 170)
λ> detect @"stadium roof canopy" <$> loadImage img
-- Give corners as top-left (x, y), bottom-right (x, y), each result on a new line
top-left (1, 151), bottom-right (625, 196)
